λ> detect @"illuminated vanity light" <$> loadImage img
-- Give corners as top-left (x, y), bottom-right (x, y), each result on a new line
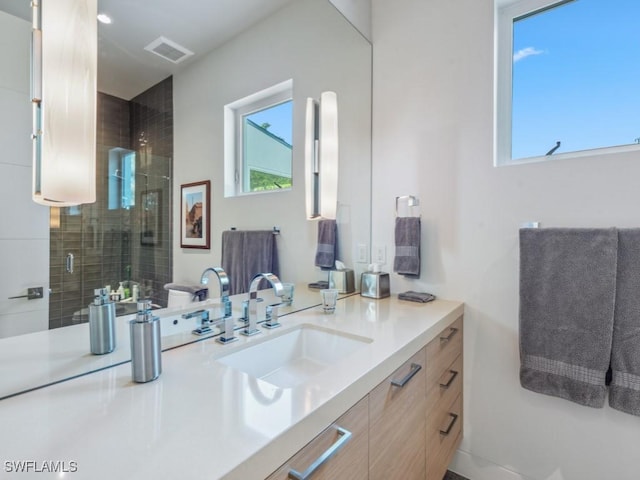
top-left (304, 91), bottom-right (339, 220)
top-left (97, 13), bottom-right (112, 24)
top-left (32, 0), bottom-right (97, 206)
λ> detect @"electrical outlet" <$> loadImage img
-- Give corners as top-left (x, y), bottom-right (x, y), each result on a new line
top-left (356, 243), bottom-right (369, 263)
top-left (373, 245), bottom-right (386, 264)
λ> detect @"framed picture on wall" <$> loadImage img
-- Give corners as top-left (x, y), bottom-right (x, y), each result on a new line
top-left (140, 189), bottom-right (161, 246)
top-left (180, 180), bottom-right (210, 249)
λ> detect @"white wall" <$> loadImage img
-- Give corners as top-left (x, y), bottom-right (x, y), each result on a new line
top-left (329, 0), bottom-right (372, 41)
top-left (173, 0), bottom-right (371, 291)
top-left (0, 12), bottom-right (49, 338)
top-left (371, 1), bottom-right (640, 479)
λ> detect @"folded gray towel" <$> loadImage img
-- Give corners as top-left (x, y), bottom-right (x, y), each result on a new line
top-left (308, 281), bottom-right (329, 290)
top-left (398, 291), bottom-right (435, 303)
top-left (519, 228), bottom-right (618, 408)
top-left (315, 219), bottom-right (337, 269)
top-left (393, 217), bottom-right (421, 277)
top-left (610, 229), bottom-right (640, 416)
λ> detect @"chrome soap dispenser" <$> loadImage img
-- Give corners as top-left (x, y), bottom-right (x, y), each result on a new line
top-left (89, 288), bottom-right (116, 355)
top-left (129, 300), bottom-right (162, 383)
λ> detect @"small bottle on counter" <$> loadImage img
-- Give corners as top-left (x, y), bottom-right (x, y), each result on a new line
top-left (129, 300), bottom-right (162, 383)
top-left (89, 288), bottom-right (116, 355)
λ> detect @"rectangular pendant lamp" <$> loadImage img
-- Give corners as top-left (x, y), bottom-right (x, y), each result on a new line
top-left (31, 0), bottom-right (97, 206)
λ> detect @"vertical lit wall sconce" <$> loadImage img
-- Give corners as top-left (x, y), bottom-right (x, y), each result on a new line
top-left (31, 0), bottom-right (97, 206)
top-left (305, 91), bottom-right (339, 220)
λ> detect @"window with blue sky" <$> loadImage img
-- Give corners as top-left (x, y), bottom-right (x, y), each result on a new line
top-left (505, 0), bottom-right (640, 161)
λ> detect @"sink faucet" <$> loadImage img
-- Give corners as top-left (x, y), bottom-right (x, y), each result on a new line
top-left (198, 267), bottom-right (236, 344)
top-left (200, 267), bottom-right (231, 318)
top-left (243, 272), bottom-right (284, 336)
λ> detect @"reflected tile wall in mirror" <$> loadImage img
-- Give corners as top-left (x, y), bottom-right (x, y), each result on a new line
top-left (48, 77), bottom-right (173, 329)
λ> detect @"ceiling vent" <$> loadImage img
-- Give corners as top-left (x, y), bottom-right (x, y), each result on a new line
top-left (144, 36), bottom-right (194, 64)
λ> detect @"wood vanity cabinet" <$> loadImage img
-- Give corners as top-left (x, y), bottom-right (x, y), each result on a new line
top-left (266, 397), bottom-right (369, 480)
top-left (425, 316), bottom-right (463, 480)
top-left (267, 317), bottom-right (463, 480)
top-left (369, 347), bottom-right (427, 480)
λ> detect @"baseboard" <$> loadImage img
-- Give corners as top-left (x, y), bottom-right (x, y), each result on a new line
top-left (448, 449), bottom-right (533, 480)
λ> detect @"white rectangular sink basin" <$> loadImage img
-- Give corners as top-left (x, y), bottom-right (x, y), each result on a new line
top-left (216, 325), bottom-right (372, 388)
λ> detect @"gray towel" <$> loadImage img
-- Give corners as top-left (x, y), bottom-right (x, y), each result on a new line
top-left (163, 283), bottom-right (208, 301)
top-left (519, 228), bottom-right (618, 408)
top-left (315, 219), bottom-right (337, 269)
top-left (221, 230), bottom-right (279, 295)
top-left (398, 291), bottom-right (435, 303)
top-left (163, 283), bottom-right (203, 294)
top-left (393, 217), bottom-right (421, 277)
top-left (610, 229), bottom-right (640, 416)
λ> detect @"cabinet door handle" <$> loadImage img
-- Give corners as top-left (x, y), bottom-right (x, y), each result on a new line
top-left (439, 413), bottom-right (459, 436)
top-left (439, 370), bottom-right (459, 389)
top-left (288, 427), bottom-right (352, 480)
top-left (439, 327), bottom-right (458, 343)
top-left (391, 363), bottom-right (422, 388)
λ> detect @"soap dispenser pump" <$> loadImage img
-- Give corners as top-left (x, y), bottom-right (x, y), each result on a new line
top-left (89, 288), bottom-right (116, 354)
top-left (129, 300), bottom-right (162, 383)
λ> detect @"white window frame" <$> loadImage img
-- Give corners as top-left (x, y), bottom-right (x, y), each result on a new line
top-left (495, 0), bottom-right (640, 166)
top-left (224, 79), bottom-right (293, 197)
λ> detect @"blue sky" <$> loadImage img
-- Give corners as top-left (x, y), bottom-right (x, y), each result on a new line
top-left (512, 0), bottom-right (640, 159)
top-left (245, 100), bottom-right (293, 145)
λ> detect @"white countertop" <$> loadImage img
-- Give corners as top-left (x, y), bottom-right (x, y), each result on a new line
top-left (0, 285), bottom-right (335, 400)
top-left (0, 295), bottom-right (463, 479)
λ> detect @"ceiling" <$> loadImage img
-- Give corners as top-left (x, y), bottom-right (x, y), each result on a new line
top-left (0, 0), bottom-right (295, 99)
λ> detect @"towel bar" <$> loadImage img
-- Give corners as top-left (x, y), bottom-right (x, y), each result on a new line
top-left (229, 226), bottom-right (280, 235)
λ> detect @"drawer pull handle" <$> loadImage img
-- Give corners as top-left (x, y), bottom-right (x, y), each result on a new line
top-left (391, 363), bottom-right (422, 388)
top-left (288, 427), bottom-right (352, 480)
top-left (439, 370), bottom-right (459, 389)
top-left (440, 327), bottom-right (458, 343)
top-left (439, 413), bottom-right (459, 436)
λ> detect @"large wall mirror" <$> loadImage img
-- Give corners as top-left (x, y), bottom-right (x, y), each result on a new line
top-left (0, 0), bottom-right (371, 399)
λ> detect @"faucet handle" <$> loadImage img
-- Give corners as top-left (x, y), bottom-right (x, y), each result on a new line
top-left (191, 310), bottom-right (213, 336)
top-left (263, 303), bottom-right (283, 329)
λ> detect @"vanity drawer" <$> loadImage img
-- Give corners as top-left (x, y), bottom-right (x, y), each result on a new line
top-left (369, 347), bottom-right (426, 480)
top-left (426, 353), bottom-right (462, 413)
top-left (426, 316), bottom-right (462, 389)
top-left (426, 393), bottom-right (463, 480)
top-left (267, 396), bottom-right (369, 480)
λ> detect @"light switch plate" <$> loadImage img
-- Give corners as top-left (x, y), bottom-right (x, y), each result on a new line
top-left (356, 243), bottom-right (369, 263)
top-left (373, 245), bottom-right (386, 264)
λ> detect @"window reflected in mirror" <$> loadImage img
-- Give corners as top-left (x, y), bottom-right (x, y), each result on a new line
top-left (224, 79), bottom-right (293, 197)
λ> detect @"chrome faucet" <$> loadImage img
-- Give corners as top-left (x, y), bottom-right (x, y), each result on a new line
top-left (198, 267), bottom-right (236, 344)
top-left (184, 308), bottom-right (237, 344)
top-left (200, 267), bottom-right (232, 318)
top-left (242, 272), bottom-right (284, 336)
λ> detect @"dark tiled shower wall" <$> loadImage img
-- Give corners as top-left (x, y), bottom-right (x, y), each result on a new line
top-left (49, 78), bottom-right (173, 329)
top-left (130, 77), bottom-right (173, 308)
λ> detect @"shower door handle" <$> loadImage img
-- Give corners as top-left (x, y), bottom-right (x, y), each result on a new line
top-left (66, 253), bottom-right (74, 273)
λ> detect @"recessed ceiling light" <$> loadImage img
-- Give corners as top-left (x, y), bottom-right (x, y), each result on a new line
top-left (97, 13), bottom-right (112, 24)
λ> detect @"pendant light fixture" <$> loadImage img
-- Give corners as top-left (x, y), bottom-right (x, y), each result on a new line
top-left (31, 0), bottom-right (97, 206)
